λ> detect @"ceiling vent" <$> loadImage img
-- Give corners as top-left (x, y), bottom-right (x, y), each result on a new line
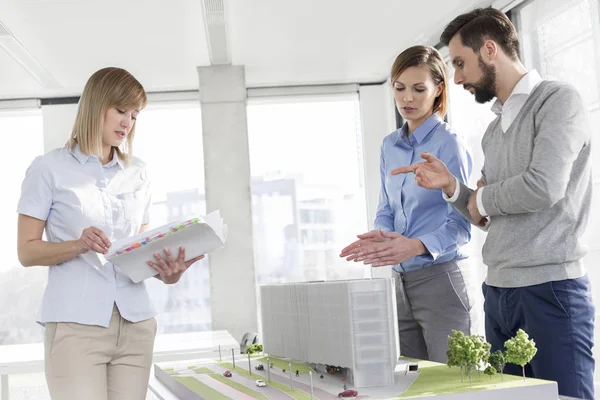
top-left (201, 0), bottom-right (231, 65)
top-left (0, 23), bottom-right (10, 37)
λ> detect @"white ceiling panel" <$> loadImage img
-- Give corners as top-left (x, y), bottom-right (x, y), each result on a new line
top-left (0, 0), bottom-right (494, 99)
top-left (0, 0), bottom-right (211, 98)
top-left (229, 0), bottom-right (492, 87)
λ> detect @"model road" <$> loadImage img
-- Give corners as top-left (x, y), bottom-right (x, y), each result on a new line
top-left (210, 363), bottom-right (294, 400)
top-left (244, 360), bottom-right (340, 400)
top-left (195, 373), bottom-right (257, 400)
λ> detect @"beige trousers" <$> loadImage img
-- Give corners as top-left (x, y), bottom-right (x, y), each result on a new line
top-left (44, 305), bottom-right (157, 400)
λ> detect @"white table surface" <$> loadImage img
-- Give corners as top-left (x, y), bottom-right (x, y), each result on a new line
top-left (0, 330), bottom-right (239, 400)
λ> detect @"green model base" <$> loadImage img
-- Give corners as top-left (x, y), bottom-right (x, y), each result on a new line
top-left (157, 356), bottom-right (555, 400)
top-left (397, 358), bottom-right (551, 398)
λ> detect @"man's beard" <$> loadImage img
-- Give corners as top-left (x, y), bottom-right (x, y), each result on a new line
top-left (464, 56), bottom-right (497, 103)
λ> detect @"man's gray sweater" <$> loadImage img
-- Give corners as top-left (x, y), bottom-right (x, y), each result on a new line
top-left (452, 80), bottom-right (593, 287)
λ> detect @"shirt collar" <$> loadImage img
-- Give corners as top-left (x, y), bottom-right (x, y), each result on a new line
top-left (491, 69), bottom-right (543, 115)
top-left (396, 113), bottom-right (442, 146)
top-left (105, 151), bottom-right (125, 170)
top-left (70, 144), bottom-right (125, 170)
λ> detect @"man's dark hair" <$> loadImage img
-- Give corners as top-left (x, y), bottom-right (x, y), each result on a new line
top-left (440, 7), bottom-right (521, 61)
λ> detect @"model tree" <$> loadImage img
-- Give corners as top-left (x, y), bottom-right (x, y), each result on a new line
top-left (446, 331), bottom-right (482, 385)
top-left (471, 335), bottom-right (491, 378)
top-left (484, 365), bottom-right (497, 380)
top-left (447, 330), bottom-right (493, 386)
top-left (504, 329), bottom-right (537, 380)
top-left (489, 350), bottom-right (507, 381)
top-left (246, 344), bottom-right (263, 355)
top-left (447, 330), bottom-right (469, 383)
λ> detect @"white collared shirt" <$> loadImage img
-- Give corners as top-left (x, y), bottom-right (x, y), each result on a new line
top-left (490, 70), bottom-right (544, 133)
top-left (17, 145), bottom-right (155, 327)
top-left (446, 70), bottom-right (544, 218)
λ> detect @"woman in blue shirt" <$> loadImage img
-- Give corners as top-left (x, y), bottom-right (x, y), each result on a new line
top-left (17, 67), bottom-right (203, 400)
top-left (341, 46), bottom-right (474, 363)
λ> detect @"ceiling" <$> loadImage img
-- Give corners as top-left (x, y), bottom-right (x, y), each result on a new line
top-left (0, 0), bottom-right (495, 100)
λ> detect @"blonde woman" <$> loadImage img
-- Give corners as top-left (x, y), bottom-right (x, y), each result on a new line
top-left (17, 67), bottom-right (203, 400)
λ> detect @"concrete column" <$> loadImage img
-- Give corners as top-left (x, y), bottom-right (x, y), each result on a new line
top-left (198, 65), bottom-right (257, 342)
top-left (358, 82), bottom-right (396, 279)
top-left (41, 104), bottom-right (77, 153)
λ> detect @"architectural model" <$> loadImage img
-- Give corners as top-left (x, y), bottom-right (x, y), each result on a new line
top-left (152, 278), bottom-right (560, 399)
top-left (260, 278), bottom-right (399, 388)
top-left (153, 355), bottom-right (560, 400)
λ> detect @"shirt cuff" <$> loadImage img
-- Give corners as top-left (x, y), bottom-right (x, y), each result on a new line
top-left (416, 234), bottom-right (438, 262)
top-left (476, 187), bottom-right (489, 217)
top-left (373, 223), bottom-right (393, 233)
top-left (442, 177), bottom-right (461, 203)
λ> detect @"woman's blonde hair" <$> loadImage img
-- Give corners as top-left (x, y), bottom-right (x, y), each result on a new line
top-left (66, 67), bottom-right (147, 165)
top-left (390, 45), bottom-right (448, 118)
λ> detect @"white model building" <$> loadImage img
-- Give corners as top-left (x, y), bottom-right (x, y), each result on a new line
top-left (260, 278), bottom-right (399, 388)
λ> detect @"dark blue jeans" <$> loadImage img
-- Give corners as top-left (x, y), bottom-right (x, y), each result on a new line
top-left (483, 275), bottom-right (595, 399)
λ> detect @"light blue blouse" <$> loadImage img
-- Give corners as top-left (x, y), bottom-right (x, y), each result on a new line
top-left (375, 114), bottom-right (472, 272)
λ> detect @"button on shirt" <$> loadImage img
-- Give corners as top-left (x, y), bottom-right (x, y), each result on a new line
top-left (375, 114), bottom-right (473, 272)
top-left (17, 145), bottom-right (155, 327)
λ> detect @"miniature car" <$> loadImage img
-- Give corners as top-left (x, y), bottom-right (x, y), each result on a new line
top-left (254, 364), bottom-right (264, 370)
top-left (338, 389), bottom-right (358, 398)
top-left (223, 370), bottom-right (232, 377)
top-left (255, 379), bottom-right (266, 387)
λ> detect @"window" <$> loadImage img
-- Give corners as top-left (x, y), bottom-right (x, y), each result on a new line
top-left (247, 95), bottom-right (369, 285)
top-left (300, 209), bottom-right (333, 224)
top-left (134, 103), bottom-right (211, 334)
top-left (516, 0), bottom-right (600, 382)
top-left (0, 110), bottom-right (45, 346)
top-left (519, 0), bottom-right (600, 180)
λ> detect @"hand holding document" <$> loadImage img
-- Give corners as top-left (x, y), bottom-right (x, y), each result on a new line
top-left (106, 210), bottom-right (228, 283)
